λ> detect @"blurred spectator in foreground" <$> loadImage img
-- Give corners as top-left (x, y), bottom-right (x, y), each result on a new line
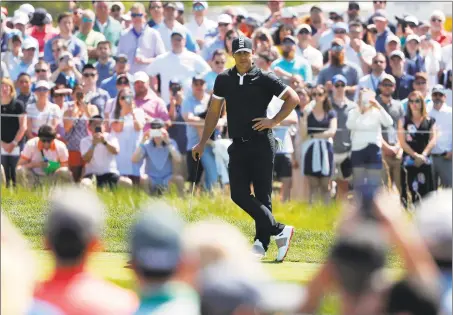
top-left (330, 75), bottom-right (355, 201)
top-left (1, 77), bottom-right (26, 188)
top-left (100, 53), bottom-right (132, 98)
top-left (186, 1), bottom-right (216, 49)
top-left (429, 10), bottom-right (452, 47)
top-left (398, 91), bottom-right (436, 207)
top-left (81, 115), bottom-right (133, 189)
top-left (129, 201), bottom-right (200, 314)
top-left (300, 85), bottom-right (337, 205)
top-left (34, 186), bottom-right (138, 314)
top-left (132, 119), bottom-right (184, 196)
top-left (16, 125), bottom-right (72, 188)
top-left (318, 38), bottom-right (362, 101)
top-left (94, 41), bottom-right (115, 86)
top-left (376, 75), bottom-right (404, 194)
top-left (16, 72), bottom-right (36, 109)
top-left (428, 85), bottom-right (452, 189)
top-left (26, 80), bottom-right (61, 139)
top-left (117, 2), bottom-right (165, 75)
top-left (415, 189), bottom-right (452, 315)
top-left (92, 0), bottom-right (122, 50)
top-left (75, 9), bottom-right (106, 65)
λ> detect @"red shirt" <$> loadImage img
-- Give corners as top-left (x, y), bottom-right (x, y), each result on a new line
top-left (34, 265), bottom-right (139, 315)
top-left (27, 26), bottom-right (58, 53)
top-left (434, 30), bottom-right (452, 47)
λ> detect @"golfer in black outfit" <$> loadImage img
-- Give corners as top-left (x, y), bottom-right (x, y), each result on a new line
top-left (192, 36), bottom-right (299, 261)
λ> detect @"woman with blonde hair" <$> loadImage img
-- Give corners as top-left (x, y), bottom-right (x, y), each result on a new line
top-left (1, 77), bottom-right (27, 187)
top-left (398, 90), bottom-right (437, 207)
top-left (251, 28), bottom-right (280, 60)
top-left (110, 87), bottom-right (146, 185)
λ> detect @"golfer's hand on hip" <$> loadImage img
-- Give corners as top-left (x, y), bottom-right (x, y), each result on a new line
top-left (192, 142), bottom-right (205, 161)
top-left (252, 117), bottom-right (277, 131)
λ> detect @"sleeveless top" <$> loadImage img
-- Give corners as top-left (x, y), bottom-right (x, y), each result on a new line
top-left (402, 116), bottom-right (435, 156)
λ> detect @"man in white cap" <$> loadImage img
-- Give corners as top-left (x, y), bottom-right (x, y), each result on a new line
top-left (428, 85), bottom-right (452, 188)
top-left (9, 39), bottom-right (38, 81)
top-left (389, 50), bottom-right (415, 100)
top-left (186, 1), bottom-right (216, 49)
top-left (295, 24), bottom-right (323, 79)
top-left (17, 4), bottom-right (35, 17)
top-left (146, 28), bottom-right (210, 104)
top-left (201, 13), bottom-right (233, 61)
top-left (373, 9), bottom-right (393, 54)
top-left (12, 12), bottom-right (40, 61)
top-left (153, 2), bottom-right (199, 53)
top-left (429, 10), bottom-right (451, 47)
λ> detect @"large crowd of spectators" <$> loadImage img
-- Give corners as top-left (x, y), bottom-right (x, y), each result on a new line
top-left (1, 1), bottom-right (452, 205)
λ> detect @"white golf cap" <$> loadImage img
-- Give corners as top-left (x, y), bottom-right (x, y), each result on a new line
top-left (406, 34), bottom-right (421, 43)
top-left (18, 4), bottom-right (35, 16)
top-left (12, 13), bottom-right (29, 25)
top-left (389, 50), bottom-right (405, 60)
top-left (404, 15), bottom-right (419, 25)
top-left (133, 71), bottom-right (149, 83)
top-left (296, 24), bottom-right (312, 34)
top-left (22, 39), bottom-right (37, 50)
top-left (35, 80), bottom-right (51, 90)
top-left (217, 13), bottom-right (232, 24)
top-left (431, 10), bottom-right (446, 22)
top-left (385, 34), bottom-right (401, 45)
top-left (381, 73), bottom-right (396, 84)
top-left (193, 1), bottom-right (208, 9)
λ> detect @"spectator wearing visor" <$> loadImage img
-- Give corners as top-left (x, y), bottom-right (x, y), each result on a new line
top-left (100, 53), bottom-right (132, 98)
top-left (317, 38), bottom-right (362, 101)
top-left (34, 187), bottom-right (138, 313)
top-left (81, 115), bottom-right (133, 189)
top-left (117, 2), bottom-right (165, 75)
top-left (346, 20), bottom-right (377, 74)
top-left (271, 35), bottom-right (313, 85)
top-left (428, 85), bottom-right (452, 189)
top-left (146, 28), bottom-right (210, 104)
top-left (94, 40), bottom-right (115, 86)
top-left (132, 119), bottom-right (184, 196)
top-left (389, 50), bottom-right (415, 100)
top-left (16, 125), bottom-right (72, 188)
top-left (295, 24), bottom-right (323, 79)
top-left (75, 9), bottom-right (106, 65)
top-left (186, 1), bottom-right (216, 49)
top-left (129, 202), bottom-right (200, 315)
top-left (153, 2), bottom-right (199, 53)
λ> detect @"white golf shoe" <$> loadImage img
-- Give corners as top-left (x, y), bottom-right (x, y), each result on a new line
top-left (252, 239), bottom-right (266, 260)
top-left (274, 226), bottom-right (295, 262)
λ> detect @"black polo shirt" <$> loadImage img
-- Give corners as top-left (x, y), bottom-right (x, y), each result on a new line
top-left (212, 65), bottom-right (288, 139)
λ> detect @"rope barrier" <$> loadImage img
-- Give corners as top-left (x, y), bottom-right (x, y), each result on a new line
top-left (0, 112), bottom-right (440, 134)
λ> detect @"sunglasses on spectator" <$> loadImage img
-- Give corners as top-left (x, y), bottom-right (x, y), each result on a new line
top-left (331, 45), bottom-right (344, 52)
top-left (82, 17), bottom-right (93, 23)
top-left (381, 83), bottom-right (394, 87)
top-left (193, 4), bottom-right (205, 11)
top-left (83, 73), bottom-right (96, 77)
top-left (150, 5), bottom-right (162, 10)
top-left (215, 60), bottom-right (226, 65)
top-left (35, 69), bottom-right (47, 73)
top-left (218, 23), bottom-right (230, 27)
top-left (117, 80), bottom-right (129, 85)
top-left (334, 83), bottom-right (345, 88)
top-left (431, 18), bottom-right (442, 23)
top-left (414, 81), bottom-right (426, 85)
top-left (408, 98), bottom-right (421, 104)
top-left (370, 29), bottom-right (378, 34)
top-left (131, 13), bottom-right (143, 18)
top-left (54, 93), bottom-right (67, 98)
top-left (373, 60), bottom-right (385, 64)
top-left (432, 92), bottom-right (444, 97)
top-left (334, 29), bottom-right (347, 34)
top-left (35, 87), bottom-right (49, 92)
top-left (40, 138), bottom-right (54, 143)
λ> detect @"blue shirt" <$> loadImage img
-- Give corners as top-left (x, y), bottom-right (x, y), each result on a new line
top-left (43, 35), bottom-right (88, 65)
top-left (375, 28), bottom-right (392, 54)
top-left (181, 93), bottom-right (209, 151)
top-left (95, 58), bottom-right (116, 87)
top-left (393, 73), bottom-right (414, 100)
top-left (9, 60), bottom-right (36, 81)
top-left (271, 57), bottom-right (313, 83)
top-left (100, 73), bottom-right (134, 98)
top-left (140, 139), bottom-right (178, 185)
top-left (203, 70), bottom-right (219, 92)
top-left (201, 37), bottom-right (225, 61)
top-left (405, 54), bottom-right (426, 76)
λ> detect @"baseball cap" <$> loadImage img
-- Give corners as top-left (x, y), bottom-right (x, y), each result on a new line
top-left (130, 201), bottom-right (184, 274)
top-left (18, 4), bottom-right (35, 17)
top-left (114, 53), bottom-right (128, 62)
top-left (296, 24), bottom-right (312, 34)
top-left (404, 15), bottom-right (419, 26)
top-left (133, 71), bottom-right (149, 83)
top-left (193, 1), bottom-right (208, 9)
top-left (12, 13), bottom-right (29, 25)
top-left (310, 5), bottom-right (322, 13)
top-left (35, 80), bottom-right (51, 90)
top-left (169, 78), bottom-right (182, 86)
top-left (45, 186), bottom-right (105, 254)
top-left (406, 34), bottom-right (421, 43)
top-left (281, 7), bottom-right (296, 19)
top-left (431, 84), bottom-right (446, 96)
top-left (200, 262), bottom-right (306, 315)
top-left (29, 8), bottom-right (51, 26)
top-left (348, 2), bottom-right (360, 10)
top-left (22, 39), bottom-right (37, 50)
top-left (372, 9), bottom-right (388, 22)
top-left (381, 73), bottom-right (396, 84)
top-left (171, 27), bottom-right (186, 39)
top-left (175, 2), bottom-right (184, 12)
top-left (282, 35), bottom-right (297, 45)
top-left (431, 10), bottom-right (446, 22)
top-left (415, 190), bottom-right (452, 263)
top-left (332, 74), bottom-right (347, 85)
top-left (232, 36), bottom-right (253, 54)
top-left (333, 22), bottom-right (349, 32)
top-left (163, 2), bottom-right (177, 9)
top-left (217, 13), bottom-right (233, 24)
top-left (386, 34), bottom-right (401, 45)
top-left (192, 74), bottom-right (206, 82)
top-left (414, 72), bottom-right (428, 82)
top-left (389, 50), bottom-right (405, 60)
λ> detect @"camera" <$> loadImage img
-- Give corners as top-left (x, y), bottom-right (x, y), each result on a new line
top-left (170, 83), bottom-right (181, 96)
top-left (94, 126), bottom-right (102, 133)
top-left (149, 119), bottom-right (164, 138)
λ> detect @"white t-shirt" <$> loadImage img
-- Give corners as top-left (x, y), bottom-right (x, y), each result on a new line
top-left (80, 133), bottom-right (120, 176)
top-left (186, 18), bottom-right (217, 41)
top-left (26, 102), bottom-right (61, 135)
top-left (296, 45), bottom-right (323, 75)
top-left (146, 50), bottom-right (211, 103)
top-left (345, 41), bottom-right (376, 71)
top-left (429, 104), bottom-right (452, 154)
top-left (267, 96), bottom-right (297, 154)
top-left (20, 138), bottom-right (69, 175)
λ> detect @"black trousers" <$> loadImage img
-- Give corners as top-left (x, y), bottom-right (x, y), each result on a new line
top-left (1, 155), bottom-right (20, 187)
top-left (228, 132), bottom-right (285, 250)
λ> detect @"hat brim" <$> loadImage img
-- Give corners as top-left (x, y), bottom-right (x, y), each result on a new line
top-left (373, 16), bottom-right (387, 22)
top-left (233, 48), bottom-right (252, 54)
top-left (432, 90), bottom-right (446, 96)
